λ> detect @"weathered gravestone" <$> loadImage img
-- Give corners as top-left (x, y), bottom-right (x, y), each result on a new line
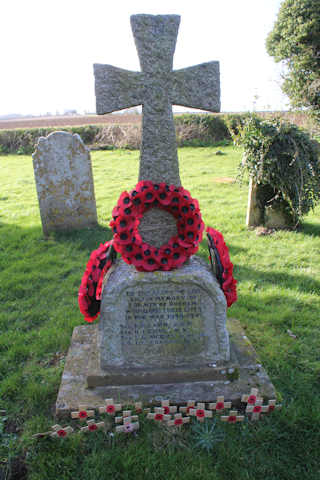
top-left (56, 15), bottom-right (275, 414)
top-left (32, 131), bottom-right (98, 235)
top-left (246, 179), bottom-right (295, 229)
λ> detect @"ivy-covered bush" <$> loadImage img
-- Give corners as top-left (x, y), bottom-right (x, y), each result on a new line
top-left (230, 115), bottom-right (320, 223)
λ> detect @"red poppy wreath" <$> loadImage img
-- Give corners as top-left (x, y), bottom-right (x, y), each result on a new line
top-left (206, 226), bottom-right (237, 307)
top-left (78, 241), bottom-right (115, 323)
top-left (110, 180), bottom-right (205, 272)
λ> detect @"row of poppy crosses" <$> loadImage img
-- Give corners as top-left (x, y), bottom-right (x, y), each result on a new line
top-left (33, 389), bottom-right (281, 439)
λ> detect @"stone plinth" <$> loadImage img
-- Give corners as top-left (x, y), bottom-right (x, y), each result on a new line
top-left (55, 317), bottom-right (276, 417)
top-left (32, 131), bottom-right (98, 236)
top-left (96, 256), bottom-right (230, 386)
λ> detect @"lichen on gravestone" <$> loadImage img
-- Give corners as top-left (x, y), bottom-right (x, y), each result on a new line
top-left (32, 131), bottom-right (98, 235)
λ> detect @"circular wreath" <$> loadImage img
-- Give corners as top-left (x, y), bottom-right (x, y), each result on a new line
top-left (110, 180), bottom-right (205, 272)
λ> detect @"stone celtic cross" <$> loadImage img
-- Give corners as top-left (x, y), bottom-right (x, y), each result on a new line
top-left (94, 14), bottom-right (220, 186)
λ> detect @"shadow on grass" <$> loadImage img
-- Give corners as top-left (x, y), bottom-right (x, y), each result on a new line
top-left (299, 220), bottom-right (320, 237)
top-left (0, 220), bottom-right (113, 256)
top-left (237, 264), bottom-right (320, 296)
top-left (51, 223), bottom-right (113, 251)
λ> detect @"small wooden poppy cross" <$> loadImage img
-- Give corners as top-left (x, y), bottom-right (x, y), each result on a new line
top-left (209, 396), bottom-right (232, 413)
top-left (115, 416), bottom-right (139, 433)
top-left (167, 413), bottom-right (190, 427)
top-left (98, 398), bottom-right (122, 416)
top-left (241, 388), bottom-right (259, 406)
top-left (80, 420), bottom-right (105, 433)
top-left (50, 424), bottom-right (74, 438)
top-left (189, 403), bottom-right (213, 422)
top-left (262, 399), bottom-right (282, 413)
top-left (147, 407), bottom-right (171, 422)
top-left (134, 402), bottom-right (143, 414)
top-left (161, 400), bottom-right (177, 414)
top-left (115, 411), bottom-right (139, 424)
top-left (221, 411), bottom-right (244, 424)
top-left (179, 400), bottom-right (195, 415)
top-left (71, 405), bottom-right (95, 421)
top-left (246, 398), bottom-right (264, 420)
top-left (33, 424), bottom-right (74, 439)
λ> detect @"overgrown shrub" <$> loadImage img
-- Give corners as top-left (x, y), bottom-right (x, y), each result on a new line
top-left (92, 124), bottom-right (141, 150)
top-left (230, 114), bottom-right (320, 223)
top-left (174, 114), bottom-right (231, 144)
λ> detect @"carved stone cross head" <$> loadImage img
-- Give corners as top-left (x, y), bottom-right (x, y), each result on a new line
top-left (94, 14), bottom-right (220, 185)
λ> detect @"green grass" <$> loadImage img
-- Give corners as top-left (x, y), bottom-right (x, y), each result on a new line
top-left (0, 146), bottom-right (320, 479)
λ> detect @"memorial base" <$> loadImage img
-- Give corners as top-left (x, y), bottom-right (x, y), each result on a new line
top-left (56, 318), bottom-right (276, 418)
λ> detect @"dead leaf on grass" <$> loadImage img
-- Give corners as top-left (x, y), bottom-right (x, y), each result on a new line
top-left (255, 227), bottom-right (275, 236)
top-left (213, 177), bottom-right (235, 184)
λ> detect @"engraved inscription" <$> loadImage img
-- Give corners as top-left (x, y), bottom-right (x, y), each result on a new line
top-left (121, 287), bottom-right (205, 346)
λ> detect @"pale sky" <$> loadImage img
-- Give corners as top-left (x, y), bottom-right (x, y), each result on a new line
top-left (0, 0), bottom-right (289, 116)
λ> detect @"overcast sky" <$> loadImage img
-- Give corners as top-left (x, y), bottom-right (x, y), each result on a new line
top-left (0, 0), bottom-right (289, 116)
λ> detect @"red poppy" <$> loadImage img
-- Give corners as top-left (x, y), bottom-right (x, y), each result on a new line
top-left (118, 191), bottom-right (133, 210)
top-left (154, 183), bottom-right (172, 206)
top-left (154, 413), bottom-right (164, 421)
top-left (215, 402), bottom-right (225, 411)
top-left (106, 404), bottom-right (115, 414)
top-left (163, 406), bottom-right (170, 415)
top-left (57, 429), bottom-right (67, 437)
top-left (112, 205), bottom-right (119, 218)
top-left (78, 410), bottom-right (87, 419)
top-left (139, 187), bottom-right (156, 205)
top-left (186, 406), bottom-right (193, 415)
top-left (228, 415), bottom-right (237, 424)
top-left (253, 405), bottom-right (262, 413)
top-left (136, 180), bottom-right (154, 192)
top-left (268, 405), bottom-right (275, 412)
top-left (131, 247), bottom-right (148, 270)
top-left (88, 424), bottom-right (98, 431)
top-left (196, 409), bottom-right (205, 418)
top-left (157, 248), bottom-right (174, 271)
top-left (247, 395), bottom-right (257, 405)
top-left (174, 418), bottom-right (183, 426)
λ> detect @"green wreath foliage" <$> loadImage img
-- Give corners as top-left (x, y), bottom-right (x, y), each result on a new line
top-left (229, 115), bottom-right (320, 223)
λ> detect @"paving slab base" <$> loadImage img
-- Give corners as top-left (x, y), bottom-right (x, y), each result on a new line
top-left (56, 318), bottom-right (276, 417)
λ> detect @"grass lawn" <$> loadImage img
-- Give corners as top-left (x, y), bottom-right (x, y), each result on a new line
top-left (0, 145), bottom-right (320, 480)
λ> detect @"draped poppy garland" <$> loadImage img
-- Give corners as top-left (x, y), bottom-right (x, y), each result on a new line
top-left (78, 182), bottom-right (238, 322)
top-left (206, 226), bottom-right (237, 307)
top-left (110, 180), bottom-right (205, 272)
top-left (78, 241), bottom-right (116, 322)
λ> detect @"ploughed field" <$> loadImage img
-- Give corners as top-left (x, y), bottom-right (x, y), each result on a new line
top-left (0, 114), bottom-right (142, 130)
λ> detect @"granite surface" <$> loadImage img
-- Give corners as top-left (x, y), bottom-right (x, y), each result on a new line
top-left (98, 256), bottom-right (230, 373)
top-left (32, 131), bottom-right (97, 235)
top-left (55, 318), bottom-right (276, 417)
top-left (94, 14), bottom-right (220, 245)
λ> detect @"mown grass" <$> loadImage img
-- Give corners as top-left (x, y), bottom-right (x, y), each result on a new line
top-left (0, 146), bottom-right (320, 479)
